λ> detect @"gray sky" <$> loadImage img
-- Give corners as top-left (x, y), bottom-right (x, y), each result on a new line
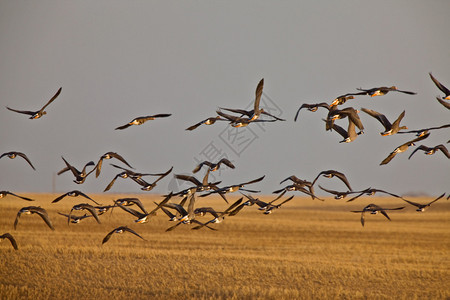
top-left (0, 1), bottom-right (449, 197)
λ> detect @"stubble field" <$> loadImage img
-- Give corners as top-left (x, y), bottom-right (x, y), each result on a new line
top-left (0, 193), bottom-right (449, 299)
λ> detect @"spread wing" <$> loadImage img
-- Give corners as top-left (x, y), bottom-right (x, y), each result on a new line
top-left (40, 87), bottom-right (62, 111)
top-left (0, 233), bottom-right (18, 250)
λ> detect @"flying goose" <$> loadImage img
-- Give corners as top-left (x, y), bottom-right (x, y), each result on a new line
top-left (351, 204), bottom-right (405, 227)
top-left (116, 193), bottom-right (172, 223)
top-left (164, 194), bottom-right (216, 231)
top-left (346, 187), bottom-right (405, 202)
top-left (326, 107), bottom-right (364, 133)
top-left (380, 133), bottom-right (430, 165)
top-left (14, 206), bottom-right (54, 230)
top-left (175, 170), bottom-right (226, 201)
top-left (94, 204), bottom-right (116, 216)
top-left (0, 233), bottom-right (18, 250)
top-left (329, 118), bottom-right (362, 143)
top-left (356, 86), bottom-right (416, 97)
top-left (57, 157), bottom-right (96, 184)
top-left (225, 193), bottom-right (264, 216)
top-left (103, 164), bottom-right (165, 192)
top-left (329, 91), bottom-right (369, 107)
top-left (263, 195), bottom-right (294, 214)
top-left (68, 203), bottom-right (101, 225)
top-left (102, 226), bottom-right (145, 244)
top-left (273, 185), bottom-right (323, 201)
top-left (0, 191), bottom-right (34, 201)
top-left (277, 176), bottom-right (315, 199)
top-left (52, 190), bottom-right (99, 205)
top-left (192, 158), bottom-right (235, 173)
top-left (58, 212), bottom-right (93, 224)
top-left (318, 185), bottom-right (354, 200)
top-left (402, 193), bottom-right (446, 212)
top-left (220, 78), bottom-right (284, 122)
top-left (294, 102), bottom-right (331, 121)
top-left (279, 175), bottom-right (313, 187)
top-left (95, 152), bottom-right (133, 178)
top-left (408, 144), bottom-right (449, 159)
top-left (0, 151), bottom-right (36, 170)
top-left (113, 198), bottom-right (148, 215)
top-left (115, 114), bottom-right (171, 130)
top-left (175, 169), bottom-right (222, 192)
top-left (397, 124), bottom-right (450, 137)
top-left (6, 87), bottom-right (62, 119)
top-left (130, 166), bottom-right (173, 191)
top-left (216, 110), bottom-right (276, 128)
top-left (361, 108), bottom-right (408, 136)
top-left (185, 116), bottom-right (227, 131)
top-left (200, 175), bottom-right (265, 198)
top-left (192, 198), bottom-right (243, 229)
top-left (311, 170), bottom-right (352, 191)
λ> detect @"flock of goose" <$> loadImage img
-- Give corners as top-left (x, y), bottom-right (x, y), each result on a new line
top-left (1, 73), bottom-right (449, 250)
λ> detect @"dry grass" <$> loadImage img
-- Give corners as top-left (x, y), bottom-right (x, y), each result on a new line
top-left (1, 193), bottom-right (449, 299)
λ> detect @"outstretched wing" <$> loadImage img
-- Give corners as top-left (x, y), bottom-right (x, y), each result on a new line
top-left (35, 208), bottom-right (55, 230)
top-left (115, 123), bottom-right (132, 130)
top-left (6, 107), bottom-right (35, 116)
top-left (429, 73), bottom-right (450, 96)
top-left (0, 233), bottom-right (18, 250)
top-left (40, 87), bottom-right (62, 111)
top-left (15, 152), bottom-right (36, 170)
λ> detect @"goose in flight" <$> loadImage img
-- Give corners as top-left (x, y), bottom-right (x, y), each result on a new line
top-left (220, 78), bottom-right (284, 122)
top-left (361, 108), bottom-right (408, 136)
top-left (200, 175), bottom-right (265, 198)
top-left (116, 193), bottom-right (172, 223)
top-left (408, 144), bottom-right (449, 159)
top-left (164, 194), bottom-right (216, 231)
top-left (380, 133), bottom-right (430, 165)
top-left (0, 191), bottom-right (34, 201)
top-left (58, 212), bottom-right (93, 224)
top-left (68, 203), bottom-right (101, 225)
top-left (216, 110), bottom-right (276, 128)
top-left (113, 197), bottom-right (148, 215)
top-left (329, 119), bottom-right (362, 143)
top-left (131, 166), bottom-right (173, 191)
top-left (402, 193), bottom-right (446, 212)
top-left (52, 190), bottom-right (99, 205)
top-left (262, 195), bottom-right (294, 215)
top-left (351, 204), bottom-right (405, 227)
top-left (192, 198), bottom-right (244, 229)
top-left (103, 164), bottom-right (165, 192)
top-left (192, 158), bottom-right (235, 173)
top-left (185, 116), bottom-right (228, 131)
top-left (102, 226), bottom-right (145, 244)
top-left (318, 185), bottom-right (354, 200)
top-left (397, 124), bottom-right (450, 137)
top-left (311, 170), bottom-right (352, 191)
top-left (346, 187), bottom-right (405, 202)
top-left (115, 114), bottom-right (171, 130)
top-left (95, 152), bottom-right (133, 178)
top-left (294, 102), bottom-right (331, 121)
top-left (356, 86), bottom-right (416, 97)
top-left (14, 206), bottom-right (54, 230)
top-left (57, 157), bottom-right (96, 184)
top-left (6, 87), bottom-right (62, 119)
top-left (0, 151), bottom-right (36, 170)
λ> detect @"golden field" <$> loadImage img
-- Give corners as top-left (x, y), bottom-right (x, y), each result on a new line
top-left (0, 193), bottom-right (449, 299)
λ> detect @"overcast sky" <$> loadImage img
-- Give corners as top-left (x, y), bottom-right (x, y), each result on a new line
top-left (0, 1), bottom-right (449, 197)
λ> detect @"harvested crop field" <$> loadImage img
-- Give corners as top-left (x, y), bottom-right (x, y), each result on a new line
top-left (1, 193), bottom-right (449, 299)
